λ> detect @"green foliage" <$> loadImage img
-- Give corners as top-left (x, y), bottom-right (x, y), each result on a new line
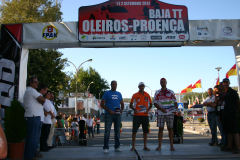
top-left (4, 98), bottom-right (27, 143)
top-left (197, 117), bottom-right (205, 123)
top-left (0, 0), bottom-right (63, 24)
top-left (0, 0), bottom-right (65, 110)
top-left (70, 67), bottom-right (110, 99)
top-left (148, 123), bottom-right (150, 129)
top-left (27, 49), bottom-right (67, 110)
top-left (123, 98), bottom-right (131, 102)
top-left (182, 92), bottom-right (209, 105)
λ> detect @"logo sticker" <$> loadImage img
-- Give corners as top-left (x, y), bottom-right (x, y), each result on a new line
top-left (42, 25), bottom-right (58, 40)
top-left (222, 27), bottom-right (233, 36)
top-left (110, 35), bottom-right (116, 41)
top-left (81, 35), bottom-right (88, 40)
top-left (151, 36), bottom-right (162, 40)
top-left (179, 35), bottom-right (185, 39)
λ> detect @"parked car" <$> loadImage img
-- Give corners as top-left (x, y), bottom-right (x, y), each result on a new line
top-left (123, 109), bottom-right (127, 112)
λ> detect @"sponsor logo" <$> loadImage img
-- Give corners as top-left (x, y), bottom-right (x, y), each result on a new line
top-left (165, 36), bottom-right (176, 39)
top-left (179, 35), bottom-right (185, 39)
top-left (119, 36), bottom-right (128, 40)
top-left (140, 35), bottom-right (147, 40)
top-left (93, 36), bottom-right (105, 40)
top-left (223, 27), bottom-right (233, 36)
top-left (112, 95), bottom-right (118, 99)
top-left (81, 35), bottom-right (88, 40)
top-left (42, 25), bottom-right (58, 40)
top-left (151, 36), bottom-right (162, 40)
top-left (110, 35), bottom-right (116, 41)
top-left (130, 35), bottom-right (137, 41)
top-left (197, 27), bottom-right (209, 36)
top-left (166, 93), bottom-right (171, 97)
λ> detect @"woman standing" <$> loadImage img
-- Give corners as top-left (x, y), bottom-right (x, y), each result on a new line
top-left (96, 118), bottom-right (101, 134)
top-left (40, 91), bottom-right (55, 151)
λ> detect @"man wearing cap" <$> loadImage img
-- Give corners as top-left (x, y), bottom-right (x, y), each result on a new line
top-left (221, 78), bottom-right (240, 153)
top-left (101, 80), bottom-right (124, 153)
top-left (153, 78), bottom-right (178, 151)
top-left (129, 82), bottom-right (152, 151)
top-left (203, 88), bottom-right (218, 146)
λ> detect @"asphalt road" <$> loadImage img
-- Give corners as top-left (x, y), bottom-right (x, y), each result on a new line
top-left (86, 112), bottom-right (211, 147)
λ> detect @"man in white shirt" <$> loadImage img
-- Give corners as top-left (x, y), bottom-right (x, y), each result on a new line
top-left (47, 93), bottom-right (57, 148)
top-left (23, 76), bottom-right (47, 160)
top-left (86, 115), bottom-right (94, 138)
top-left (203, 88), bottom-right (217, 146)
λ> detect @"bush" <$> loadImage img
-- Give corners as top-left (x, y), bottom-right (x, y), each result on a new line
top-left (4, 98), bottom-right (27, 143)
top-left (197, 117), bottom-right (205, 123)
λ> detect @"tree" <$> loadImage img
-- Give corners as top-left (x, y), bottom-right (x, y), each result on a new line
top-left (27, 49), bottom-right (67, 108)
top-left (0, 0), bottom-right (65, 109)
top-left (182, 92), bottom-right (208, 105)
top-left (0, 0), bottom-right (62, 24)
top-left (70, 67), bottom-right (110, 99)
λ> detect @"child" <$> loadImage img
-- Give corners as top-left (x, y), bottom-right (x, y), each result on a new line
top-left (71, 118), bottom-right (79, 141)
top-left (177, 111), bottom-right (184, 143)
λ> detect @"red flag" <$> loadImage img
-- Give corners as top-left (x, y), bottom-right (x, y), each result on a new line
top-left (192, 79), bottom-right (201, 89)
top-left (181, 84), bottom-right (192, 93)
top-left (226, 64), bottom-right (237, 78)
top-left (216, 77), bottom-right (220, 85)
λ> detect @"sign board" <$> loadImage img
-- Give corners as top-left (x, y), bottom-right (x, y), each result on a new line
top-left (78, 0), bottom-right (189, 42)
top-left (178, 103), bottom-right (184, 109)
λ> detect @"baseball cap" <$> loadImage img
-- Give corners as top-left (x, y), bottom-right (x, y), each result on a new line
top-left (138, 82), bottom-right (145, 87)
top-left (160, 78), bottom-right (166, 81)
top-left (222, 78), bottom-right (230, 83)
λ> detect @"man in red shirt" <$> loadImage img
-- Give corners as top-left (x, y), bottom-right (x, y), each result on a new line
top-left (130, 82), bottom-right (152, 151)
top-left (153, 78), bottom-right (178, 151)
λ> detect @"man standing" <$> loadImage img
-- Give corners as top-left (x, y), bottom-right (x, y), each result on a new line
top-left (129, 82), bottom-right (152, 151)
top-left (221, 78), bottom-right (240, 153)
top-left (47, 93), bottom-right (57, 149)
top-left (203, 88), bottom-right (217, 146)
top-left (86, 115), bottom-right (94, 138)
top-left (23, 76), bottom-right (46, 160)
top-left (153, 78), bottom-right (178, 151)
top-left (101, 80), bottom-right (124, 153)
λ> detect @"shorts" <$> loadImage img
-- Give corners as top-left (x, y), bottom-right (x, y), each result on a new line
top-left (133, 116), bottom-right (149, 133)
top-left (157, 114), bottom-right (174, 128)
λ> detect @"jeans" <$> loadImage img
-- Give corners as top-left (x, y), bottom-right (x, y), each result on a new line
top-left (35, 121), bottom-right (42, 154)
top-left (103, 114), bottom-right (121, 149)
top-left (207, 112), bottom-right (218, 144)
top-left (24, 116), bottom-right (41, 160)
top-left (97, 124), bottom-right (100, 134)
top-left (216, 116), bottom-right (226, 144)
top-left (88, 127), bottom-right (94, 137)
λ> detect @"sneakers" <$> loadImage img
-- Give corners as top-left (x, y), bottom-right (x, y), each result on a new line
top-left (104, 149), bottom-right (108, 153)
top-left (115, 148), bottom-right (122, 152)
top-left (35, 151), bottom-right (43, 158)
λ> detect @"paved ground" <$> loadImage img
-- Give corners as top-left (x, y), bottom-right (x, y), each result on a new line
top-left (5, 113), bottom-right (240, 160)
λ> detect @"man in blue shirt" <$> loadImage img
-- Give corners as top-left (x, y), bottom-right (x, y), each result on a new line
top-left (101, 80), bottom-right (124, 153)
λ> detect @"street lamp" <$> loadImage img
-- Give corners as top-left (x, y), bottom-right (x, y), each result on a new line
top-left (87, 81), bottom-right (94, 117)
top-left (68, 59), bottom-right (92, 114)
top-left (213, 78), bottom-right (218, 88)
top-left (215, 67), bottom-right (222, 83)
top-left (145, 86), bottom-right (152, 98)
top-left (99, 90), bottom-right (104, 100)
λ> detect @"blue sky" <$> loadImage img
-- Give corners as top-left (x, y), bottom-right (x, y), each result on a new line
top-left (59, 0), bottom-right (240, 98)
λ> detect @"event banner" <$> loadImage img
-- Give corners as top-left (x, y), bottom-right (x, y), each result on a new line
top-left (78, 0), bottom-right (189, 42)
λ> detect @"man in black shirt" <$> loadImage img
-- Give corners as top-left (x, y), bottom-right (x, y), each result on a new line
top-left (221, 78), bottom-right (240, 154)
top-left (213, 84), bottom-right (226, 147)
